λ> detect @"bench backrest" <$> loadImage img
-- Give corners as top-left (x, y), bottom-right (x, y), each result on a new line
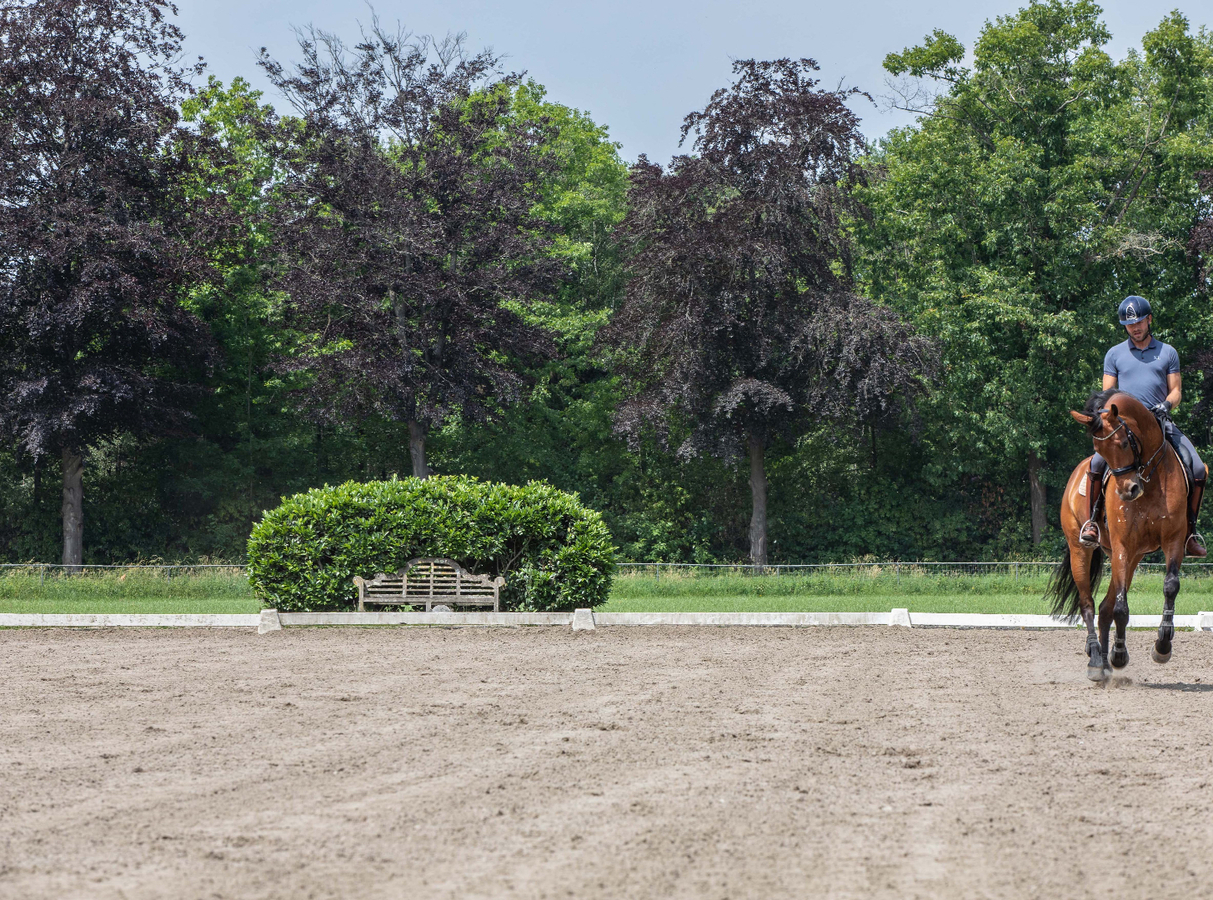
top-left (353, 557), bottom-right (505, 610)
top-left (402, 557), bottom-right (503, 601)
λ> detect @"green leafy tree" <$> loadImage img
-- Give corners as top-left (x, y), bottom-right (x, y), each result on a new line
top-left (859, 1), bottom-right (1213, 544)
top-left (430, 81), bottom-right (632, 515)
top-left (173, 77), bottom-right (318, 554)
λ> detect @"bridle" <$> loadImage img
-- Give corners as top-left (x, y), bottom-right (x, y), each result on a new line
top-left (1092, 408), bottom-right (1167, 481)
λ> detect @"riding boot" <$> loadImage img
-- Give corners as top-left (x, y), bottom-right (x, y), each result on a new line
top-left (1079, 468), bottom-right (1104, 548)
top-left (1186, 477), bottom-right (1207, 558)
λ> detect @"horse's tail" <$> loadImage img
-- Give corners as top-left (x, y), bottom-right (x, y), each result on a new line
top-left (1045, 548), bottom-right (1103, 622)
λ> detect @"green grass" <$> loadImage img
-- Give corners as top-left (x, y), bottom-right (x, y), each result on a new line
top-left (600, 571), bottom-right (1213, 616)
top-left (0, 569), bottom-right (258, 614)
top-left (2, 567), bottom-right (1212, 616)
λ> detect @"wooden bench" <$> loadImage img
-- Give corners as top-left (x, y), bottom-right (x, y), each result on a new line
top-left (353, 557), bottom-right (504, 612)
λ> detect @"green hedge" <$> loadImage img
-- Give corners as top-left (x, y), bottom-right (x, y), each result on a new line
top-left (247, 475), bottom-right (616, 612)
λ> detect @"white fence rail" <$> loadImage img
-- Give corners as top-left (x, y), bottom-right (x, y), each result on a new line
top-left (3, 608), bottom-right (1212, 632)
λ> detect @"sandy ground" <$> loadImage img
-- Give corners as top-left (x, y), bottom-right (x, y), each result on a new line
top-left (2, 626), bottom-right (1213, 900)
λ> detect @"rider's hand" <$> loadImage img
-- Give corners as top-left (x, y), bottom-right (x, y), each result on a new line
top-left (1152, 400), bottom-right (1173, 416)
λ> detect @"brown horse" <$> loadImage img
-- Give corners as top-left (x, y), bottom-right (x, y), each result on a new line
top-left (1046, 388), bottom-right (1188, 681)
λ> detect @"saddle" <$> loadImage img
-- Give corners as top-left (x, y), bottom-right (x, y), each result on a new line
top-left (1153, 410), bottom-right (1195, 495)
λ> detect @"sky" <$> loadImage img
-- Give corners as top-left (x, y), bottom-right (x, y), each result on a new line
top-left (174, 0), bottom-right (1207, 164)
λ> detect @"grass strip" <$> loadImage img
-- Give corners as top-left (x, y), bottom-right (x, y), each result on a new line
top-left (2, 569), bottom-right (1212, 616)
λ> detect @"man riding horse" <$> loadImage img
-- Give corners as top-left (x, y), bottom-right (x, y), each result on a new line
top-left (1079, 295), bottom-right (1207, 557)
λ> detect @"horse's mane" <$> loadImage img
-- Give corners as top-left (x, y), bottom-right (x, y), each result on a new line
top-left (1082, 387), bottom-right (1118, 433)
top-left (1081, 387), bottom-right (1160, 440)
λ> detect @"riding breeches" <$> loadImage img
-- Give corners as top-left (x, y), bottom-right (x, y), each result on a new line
top-left (1091, 428), bottom-right (1207, 481)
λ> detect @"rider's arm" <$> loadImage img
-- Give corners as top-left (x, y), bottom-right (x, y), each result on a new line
top-left (1166, 372), bottom-right (1181, 411)
top-left (1102, 374), bottom-right (1117, 391)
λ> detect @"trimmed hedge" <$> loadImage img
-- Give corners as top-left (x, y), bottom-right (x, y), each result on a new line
top-left (247, 475), bottom-right (616, 612)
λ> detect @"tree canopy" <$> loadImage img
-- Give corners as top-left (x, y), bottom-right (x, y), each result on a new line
top-left (258, 23), bottom-right (568, 478)
top-left (1, 0), bottom-right (1212, 566)
top-left (603, 59), bottom-right (933, 565)
top-left (859, 1), bottom-right (1213, 543)
top-left (0, 0), bottom-right (219, 565)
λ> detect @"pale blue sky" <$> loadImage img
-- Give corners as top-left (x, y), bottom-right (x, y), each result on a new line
top-left (173, 0), bottom-right (1205, 163)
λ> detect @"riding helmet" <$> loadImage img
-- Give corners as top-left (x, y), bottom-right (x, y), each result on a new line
top-left (1118, 295), bottom-right (1152, 325)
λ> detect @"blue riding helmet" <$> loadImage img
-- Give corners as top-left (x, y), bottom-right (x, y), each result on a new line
top-left (1118, 295), bottom-right (1152, 325)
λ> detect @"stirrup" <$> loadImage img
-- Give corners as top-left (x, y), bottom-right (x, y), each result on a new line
top-left (1186, 532), bottom-right (1207, 558)
top-left (1078, 519), bottom-right (1101, 548)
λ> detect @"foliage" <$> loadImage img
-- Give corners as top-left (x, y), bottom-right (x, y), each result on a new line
top-left (4, 3), bottom-right (1213, 570)
top-left (602, 58), bottom-right (934, 564)
top-left (0, 0), bottom-right (221, 563)
top-left (1187, 168), bottom-right (1213, 446)
top-left (257, 23), bottom-right (568, 476)
top-left (174, 77), bottom-right (325, 555)
top-left (247, 476), bottom-right (616, 611)
top-left (859, 2), bottom-right (1213, 540)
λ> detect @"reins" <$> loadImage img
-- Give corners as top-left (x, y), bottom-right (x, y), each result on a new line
top-left (1092, 407), bottom-right (1167, 482)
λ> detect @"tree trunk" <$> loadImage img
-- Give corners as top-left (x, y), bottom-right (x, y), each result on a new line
top-left (1029, 450), bottom-right (1046, 546)
top-left (748, 432), bottom-right (768, 569)
top-left (409, 419), bottom-right (428, 479)
top-left (61, 449), bottom-right (83, 571)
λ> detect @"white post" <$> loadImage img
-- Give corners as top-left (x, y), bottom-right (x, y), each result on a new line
top-left (258, 609), bottom-right (282, 634)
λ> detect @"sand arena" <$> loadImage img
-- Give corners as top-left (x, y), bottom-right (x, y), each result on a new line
top-left (2, 625), bottom-right (1212, 899)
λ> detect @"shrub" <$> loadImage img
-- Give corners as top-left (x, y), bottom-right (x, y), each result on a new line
top-left (247, 475), bottom-right (616, 612)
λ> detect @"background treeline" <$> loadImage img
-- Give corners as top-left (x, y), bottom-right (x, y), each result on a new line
top-left (2, 0), bottom-right (1212, 565)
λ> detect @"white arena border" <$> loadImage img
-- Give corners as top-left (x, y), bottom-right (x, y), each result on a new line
top-left (0, 609), bottom-right (1210, 633)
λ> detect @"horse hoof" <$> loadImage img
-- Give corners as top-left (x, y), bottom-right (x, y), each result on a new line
top-left (1152, 645), bottom-right (1172, 664)
top-left (1088, 664), bottom-right (1109, 682)
top-left (1110, 650), bottom-right (1129, 669)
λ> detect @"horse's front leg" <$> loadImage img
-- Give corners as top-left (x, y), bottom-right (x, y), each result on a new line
top-left (1081, 603), bottom-right (1102, 677)
top-left (1153, 549), bottom-right (1183, 664)
top-left (1108, 582), bottom-right (1131, 671)
top-left (1096, 584), bottom-right (1115, 679)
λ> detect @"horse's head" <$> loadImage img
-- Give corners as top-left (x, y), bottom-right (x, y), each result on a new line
top-left (1070, 390), bottom-right (1157, 503)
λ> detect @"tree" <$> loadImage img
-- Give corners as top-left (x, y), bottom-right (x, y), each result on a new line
top-left (0, 0), bottom-right (217, 567)
top-left (258, 21), bottom-right (566, 478)
top-left (861, 2), bottom-right (1213, 544)
top-left (429, 79), bottom-right (633, 500)
top-left (602, 59), bottom-right (933, 566)
top-left (1186, 168), bottom-right (1213, 444)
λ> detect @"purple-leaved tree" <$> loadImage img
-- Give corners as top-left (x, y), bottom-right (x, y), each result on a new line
top-left (602, 59), bottom-right (933, 566)
top-left (0, 0), bottom-right (217, 567)
top-left (258, 21), bottom-right (566, 477)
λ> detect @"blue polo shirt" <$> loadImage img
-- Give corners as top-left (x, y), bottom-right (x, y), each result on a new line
top-left (1103, 337), bottom-right (1179, 408)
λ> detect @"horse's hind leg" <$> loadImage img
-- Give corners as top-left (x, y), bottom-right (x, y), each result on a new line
top-left (1153, 555), bottom-right (1181, 664)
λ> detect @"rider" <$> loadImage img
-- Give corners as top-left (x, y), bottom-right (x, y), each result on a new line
top-left (1079, 296), bottom-right (1207, 557)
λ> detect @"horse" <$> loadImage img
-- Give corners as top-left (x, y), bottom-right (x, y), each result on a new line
top-left (1045, 388), bottom-right (1189, 682)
